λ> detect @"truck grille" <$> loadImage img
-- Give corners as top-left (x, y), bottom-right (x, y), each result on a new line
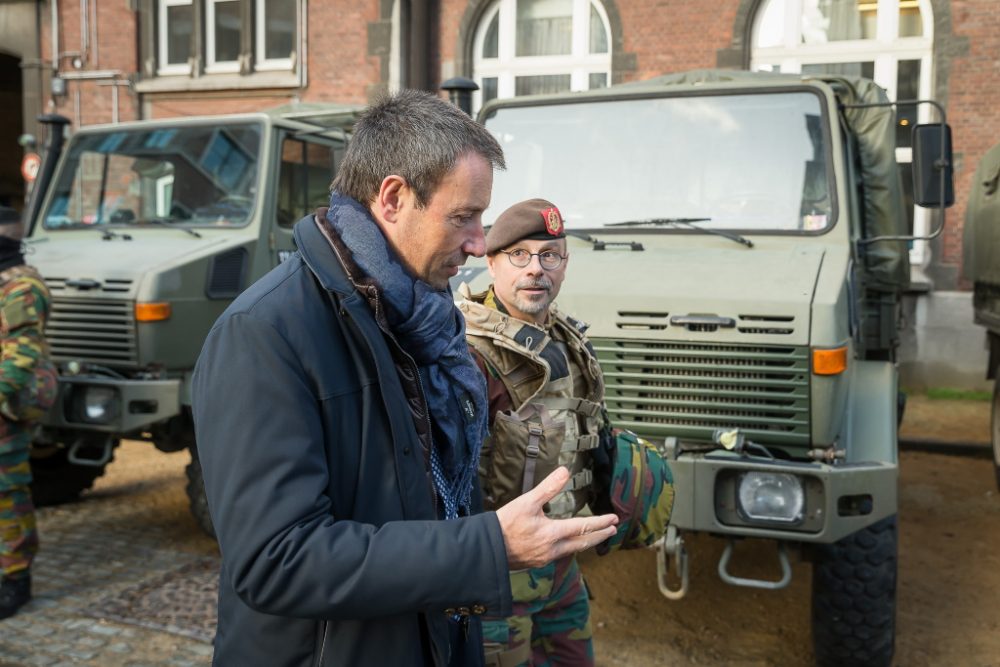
top-left (45, 297), bottom-right (138, 367)
top-left (593, 338), bottom-right (810, 446)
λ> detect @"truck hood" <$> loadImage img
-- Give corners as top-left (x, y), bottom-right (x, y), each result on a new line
top-left (26, 232), bottom-right (231, 298)
top-left (552, 241), bottom-right (824, 347)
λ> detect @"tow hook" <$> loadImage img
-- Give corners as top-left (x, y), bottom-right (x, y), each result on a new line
top-left (654, 524), bottom-right (689, 600)
top-left (68, 435), bottom-right (114, 467)
top-left (718, 539), bottom-right (792, 590)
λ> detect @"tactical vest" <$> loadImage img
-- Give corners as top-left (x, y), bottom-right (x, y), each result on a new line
top-left (459, 285), bottom-right (605, 519)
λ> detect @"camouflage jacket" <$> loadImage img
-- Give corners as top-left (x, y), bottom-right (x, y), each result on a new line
top-left (0, 265), bottom-right (56, 455)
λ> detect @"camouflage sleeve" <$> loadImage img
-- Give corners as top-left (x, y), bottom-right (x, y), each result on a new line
top-left (0, 277), bottom-right (51, 400)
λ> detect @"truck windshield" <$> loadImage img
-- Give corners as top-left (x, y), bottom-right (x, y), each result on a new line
top-left (42, 122), bottom-right (262, 230)
top-left (485, 90), bottom-right (833, 233)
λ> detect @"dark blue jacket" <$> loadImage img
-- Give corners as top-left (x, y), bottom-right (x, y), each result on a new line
top-left (192, 214), bottom-right (512, 666)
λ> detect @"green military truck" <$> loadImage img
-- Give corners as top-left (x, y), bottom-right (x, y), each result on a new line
top-left (963, 140), bottom-right (1000, 488)
top-left (464, 70), bottom-right (951, 666)
top-left (24, 103), bottom-right (362, 536)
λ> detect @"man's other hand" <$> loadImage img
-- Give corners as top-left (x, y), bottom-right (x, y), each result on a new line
top-left (495, 467), bottom-right (619, 570)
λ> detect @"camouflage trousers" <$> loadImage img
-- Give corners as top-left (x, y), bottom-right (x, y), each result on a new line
top-left (0, 450), bottom-right (38, 578)
top-left (482, 555), bottom-right (593, 667)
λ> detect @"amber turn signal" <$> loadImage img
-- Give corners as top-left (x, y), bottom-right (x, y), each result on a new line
top-left (812, 346), bottom-right (848, 375)
top-left (135, 302), bottom-right (172, 322)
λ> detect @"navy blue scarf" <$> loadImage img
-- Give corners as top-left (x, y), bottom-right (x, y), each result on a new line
top-left (326, 193), bottom-right (488, 519)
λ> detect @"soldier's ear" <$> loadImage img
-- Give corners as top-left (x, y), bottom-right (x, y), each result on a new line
top-left (486, 253), bottom-right (498, 278)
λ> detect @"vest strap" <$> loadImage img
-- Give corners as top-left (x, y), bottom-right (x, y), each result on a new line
top-left (561, 433), bottom-right (599, 452)
top-left (537, 396), bottom-right (601, 417)
top-left (483, 638), bottom-right (533, 667)
top-left (565, 469), bottom-right (593, 491)
top-left (521, 422), bottom-right (544, 495)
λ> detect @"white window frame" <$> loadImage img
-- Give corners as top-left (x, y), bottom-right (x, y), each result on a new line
top-left (751, 0), bottom-right (935, 266)
top-left (155, 174), bottom-right (175, 217)
top-left (255, 0), bottom-right (295, 71)
top-left (157, 0), bottom-right (193, 76)
top-left (206, 0), bottom-right (242, 74)
top-left (472, 0), bottom-right (612, 114)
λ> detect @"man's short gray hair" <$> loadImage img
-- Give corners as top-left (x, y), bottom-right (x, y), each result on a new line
top-left (331, 89), bottom-right (505, 208)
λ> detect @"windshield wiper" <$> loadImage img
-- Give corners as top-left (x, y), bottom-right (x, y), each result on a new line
top-left (606, 217), bottom-right (753, 248)
top-left (132, 218), bottom-right (203, 238)
top-left (564, 229), bottom-right (644, 251)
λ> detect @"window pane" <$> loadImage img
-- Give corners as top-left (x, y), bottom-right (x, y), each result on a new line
top-left (214, 0), bottom-right (242, 63)
top-left (277, 139), bottom-right (334, 227)
top-left (801, 61), bottom-right (874, 79)
top-left (482, 77), bottom-right (499, 105)
top-left (483, 11), bottom-right (499, 58)
top-left (755, 0), bottom-right (785, 48)
top-left (589, 4), bottom-right (607, 54)
top-left (588, 72), bottom-right (607, 90)
top-left (899, 1), bottom-right (923, 37)
top-left (516, 0), bottom-right (572, 57)
top-left (802, 0), bottom-right (875, 43)
top-left (895, 59), bottom-right (921, 148)
top-left (515, 74), bottom-right (571, 96)
top-left (166, 4), bottom-right (193, 65)
top-left (264, 0), bottom-right (296, 60)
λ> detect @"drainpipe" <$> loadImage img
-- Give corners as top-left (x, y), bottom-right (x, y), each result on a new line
top-left (408, 0), bottom-right (428, 91)
top-left (51, 0), bottom-right (59, 72)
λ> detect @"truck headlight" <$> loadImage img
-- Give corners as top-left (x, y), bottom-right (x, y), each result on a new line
top-left (69, 385), bottom-right (119, 425)
top-left (737, 472), bottom-right (804, 524)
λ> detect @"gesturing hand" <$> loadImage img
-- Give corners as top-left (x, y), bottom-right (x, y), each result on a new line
top-left (495, 466), bottom-right (619, 570)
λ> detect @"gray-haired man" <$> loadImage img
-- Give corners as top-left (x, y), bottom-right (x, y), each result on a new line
top-left (192, 90), bottom-right (618, 666)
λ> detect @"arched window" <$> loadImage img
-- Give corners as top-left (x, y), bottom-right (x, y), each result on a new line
top-left (751, 0), bottom-right (934, 267)
top-left (472, 0), bottom-right (612, 113)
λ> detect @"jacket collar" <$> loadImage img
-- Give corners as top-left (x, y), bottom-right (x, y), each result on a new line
top-left (293, 207), bottom-right (360, 297)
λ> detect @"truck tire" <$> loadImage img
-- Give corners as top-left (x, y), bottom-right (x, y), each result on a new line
top-left (29, 438), bottom-right (116, 506)
top-left (992, 377), bottom-right (1000, 491)
top-left (811, 515), bottom-right (897, 667)
top-left (185, 446), bottom-right (216, 539)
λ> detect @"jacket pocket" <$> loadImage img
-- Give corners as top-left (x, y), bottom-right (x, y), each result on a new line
top-left (486, 403), bottom-right (565, 508)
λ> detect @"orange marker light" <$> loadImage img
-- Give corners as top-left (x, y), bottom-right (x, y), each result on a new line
top-left (812, 346), bottom-right (848, 375)
top-left (135, 302), bottom-right (172, 322)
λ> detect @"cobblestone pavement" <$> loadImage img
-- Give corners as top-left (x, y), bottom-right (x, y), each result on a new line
top-left (0, 441), bottom-right (219, 667)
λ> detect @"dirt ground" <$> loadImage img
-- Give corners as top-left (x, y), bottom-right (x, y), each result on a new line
top-left (582, 394), bottom-right (1000, 666)
top-left (81, 394), bottom-right (998, 667)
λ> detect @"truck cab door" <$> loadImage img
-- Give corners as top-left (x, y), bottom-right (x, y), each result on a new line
top-left (269, 133), bottom-right (346, 266)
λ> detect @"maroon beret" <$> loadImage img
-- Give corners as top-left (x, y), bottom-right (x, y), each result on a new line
top-left (485, 198), bottom-right (566, 255)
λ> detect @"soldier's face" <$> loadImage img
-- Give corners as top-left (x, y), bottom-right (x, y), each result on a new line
top-left (393, 153), bottom-right (491, 290)
top-left (487, 238), bottom-right (568, 325)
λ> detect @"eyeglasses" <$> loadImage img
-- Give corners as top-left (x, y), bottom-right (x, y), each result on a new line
top-left (498, 248), bottom-right (568, 270)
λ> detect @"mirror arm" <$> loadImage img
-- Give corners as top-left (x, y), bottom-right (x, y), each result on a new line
top-left (842, 98), bottom-right (949, 246)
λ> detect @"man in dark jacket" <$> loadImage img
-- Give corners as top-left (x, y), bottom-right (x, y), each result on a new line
top-left (191, 90), bottom-right (618, 666)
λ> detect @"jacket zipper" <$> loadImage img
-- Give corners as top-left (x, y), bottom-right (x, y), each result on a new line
top-left (315, 621), bottom-right (328, 667)
top-left (368, 286), bottom-right (439, 506)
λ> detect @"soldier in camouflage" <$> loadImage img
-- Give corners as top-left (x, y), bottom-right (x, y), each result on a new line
top-left (0, 206), bottom-right (56, 620)
top-left (459, 199), bottom-right (674, 666)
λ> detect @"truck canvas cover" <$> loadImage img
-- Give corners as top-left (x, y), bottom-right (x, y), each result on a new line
top-left (622, 69), bottom-right (909, 292)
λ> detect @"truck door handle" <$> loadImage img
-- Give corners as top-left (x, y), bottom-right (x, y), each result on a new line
top-left (669, 314), bottom-right (735, 328)
top-left (65, 278), bottom-right (102, 290)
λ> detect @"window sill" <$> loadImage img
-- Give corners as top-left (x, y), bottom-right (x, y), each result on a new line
top-left (135, 70), bottom-right (300, 93)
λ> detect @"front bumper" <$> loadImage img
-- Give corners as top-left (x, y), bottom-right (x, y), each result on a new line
top-left (667, 443), bottom-right (898, 544)
top-left (42, 375), bottom-right (182, 434)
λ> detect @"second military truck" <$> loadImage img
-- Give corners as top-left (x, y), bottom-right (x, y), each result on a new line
top-left (25, 104), bottom-right (362, 536)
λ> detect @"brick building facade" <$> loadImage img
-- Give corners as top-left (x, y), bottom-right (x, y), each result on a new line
top-left (0, 0), bottom-right (997, 294)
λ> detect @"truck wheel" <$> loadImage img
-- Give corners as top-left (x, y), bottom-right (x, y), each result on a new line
top-left (992, 378), bottom-right (1000, 491)
top-left (29, 438), bottom-right (117, 506)
top-left (811, 515), bottom-right (897, 667)
top-left (186, 446), bottom-right (216, 539)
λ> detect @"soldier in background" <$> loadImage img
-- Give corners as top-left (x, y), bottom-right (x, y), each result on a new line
top-left (0, 206), bottom-right (56, 620)
top-left (459, 199), bottom-right (675, 666)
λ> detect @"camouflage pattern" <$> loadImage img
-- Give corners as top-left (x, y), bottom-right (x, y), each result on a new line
top-left (596, 429), bottom-right (675, 555)
top-left (482, 555), bottom-right (593, 667)
top-left (0, 265), bottom-right (53, 578)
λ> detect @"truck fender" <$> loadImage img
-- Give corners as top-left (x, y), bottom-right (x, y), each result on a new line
top-left (843, 359), bottom-right (898, 464)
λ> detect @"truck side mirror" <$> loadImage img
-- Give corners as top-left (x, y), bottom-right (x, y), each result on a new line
top-left (912, 123), bottom-right (954, 208)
